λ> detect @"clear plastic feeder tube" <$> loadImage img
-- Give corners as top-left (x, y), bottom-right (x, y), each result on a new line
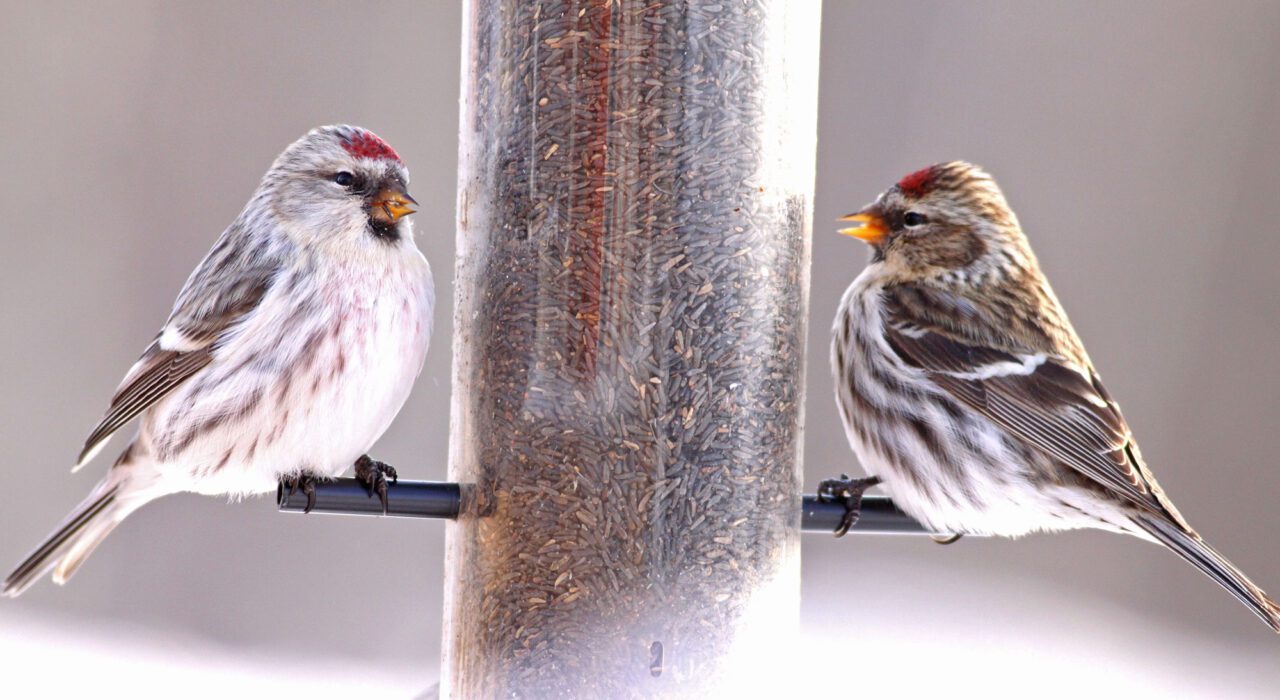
top-left (443, 1), bottom-right (821, 695)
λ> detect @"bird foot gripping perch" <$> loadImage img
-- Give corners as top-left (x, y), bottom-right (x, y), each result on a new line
top-left (281, 456), bottom-right (399, 516)
top-left (816, 474), bottom-right (882, 537)
top-left (282, 473), bottom-right (323, 514)
top-left (814, 473), bottom-right (964, 542)
top-left (354, 455), bottom-right (398, 514)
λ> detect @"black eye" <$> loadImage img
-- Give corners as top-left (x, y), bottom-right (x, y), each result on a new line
top-left (334, 171), bottom-right (355, 187)
top-left (903, 211), bottom-right (927, 227)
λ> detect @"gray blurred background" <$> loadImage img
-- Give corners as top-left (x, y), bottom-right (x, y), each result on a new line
top-left (3, 1), bottom-right (1279, 696)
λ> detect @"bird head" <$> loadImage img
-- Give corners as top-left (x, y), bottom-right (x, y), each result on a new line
top-left (840, 161), bottom-right (1031, 285)
top-left (262, 125), bottom-right (417, 246)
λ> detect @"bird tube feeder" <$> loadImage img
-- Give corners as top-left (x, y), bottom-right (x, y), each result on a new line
top-left (442, 0), bottom-right (823, 694)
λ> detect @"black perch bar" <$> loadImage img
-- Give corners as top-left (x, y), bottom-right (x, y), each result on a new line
top-left (278, 478), bottom-right (936, 535)
top-left (276, 478), bottom-right (460, 519)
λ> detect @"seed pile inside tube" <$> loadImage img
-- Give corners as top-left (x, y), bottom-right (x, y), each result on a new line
top-left (445, 1), bottom-right (809, 695)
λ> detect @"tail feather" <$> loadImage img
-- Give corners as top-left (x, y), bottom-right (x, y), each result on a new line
top-left (3, 482), bottom-right (122, 597)
top-left (1135, 514), bottom-right (1280, 633)
top-left (52, 517), bottom-right (123, 585)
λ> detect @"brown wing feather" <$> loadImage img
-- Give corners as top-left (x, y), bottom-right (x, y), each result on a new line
top-left (76, 228), bottom-right (280, 466)
top-left (77, 343), bottom-right (213, 464)
top-left (883, 287), bottom-right (1178, 519)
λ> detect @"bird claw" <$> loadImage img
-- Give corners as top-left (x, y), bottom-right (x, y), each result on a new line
top-left (283, 473), bottom-right (321, 514)
top-left (816, 473), bottom-right (882, 537)
top-left (931, 533), bottom-right (963, 545)
top-left (354, 455), bottom-right (397, 514)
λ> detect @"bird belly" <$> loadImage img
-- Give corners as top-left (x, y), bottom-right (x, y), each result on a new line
top-left (844, 411), bottom-right (1117, 537)
top-left (141, 259), bottom-right (432, 498)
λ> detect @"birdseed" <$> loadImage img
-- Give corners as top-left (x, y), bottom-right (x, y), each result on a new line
top-left (443, 0), bottom-right (815, 696)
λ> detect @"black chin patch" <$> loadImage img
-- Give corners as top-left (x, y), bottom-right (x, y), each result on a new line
top-left (368, 218), bottom-right (401, 243)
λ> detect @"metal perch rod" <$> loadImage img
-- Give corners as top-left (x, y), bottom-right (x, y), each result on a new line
top-left (277, 478), bottom-right (935, 535)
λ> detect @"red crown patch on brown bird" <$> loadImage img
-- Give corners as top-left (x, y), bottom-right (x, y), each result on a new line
top-left (896, 166), bottom-right (935, 197)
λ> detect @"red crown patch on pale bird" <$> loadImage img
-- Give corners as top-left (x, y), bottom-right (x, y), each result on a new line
top-left (341, 130), bottom-right (402, 163)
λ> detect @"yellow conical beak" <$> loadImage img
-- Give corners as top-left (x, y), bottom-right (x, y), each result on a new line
top-left (838, 213), bottom-right (888, 245)
top-left (368, 185), bottom-right (418, 225)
